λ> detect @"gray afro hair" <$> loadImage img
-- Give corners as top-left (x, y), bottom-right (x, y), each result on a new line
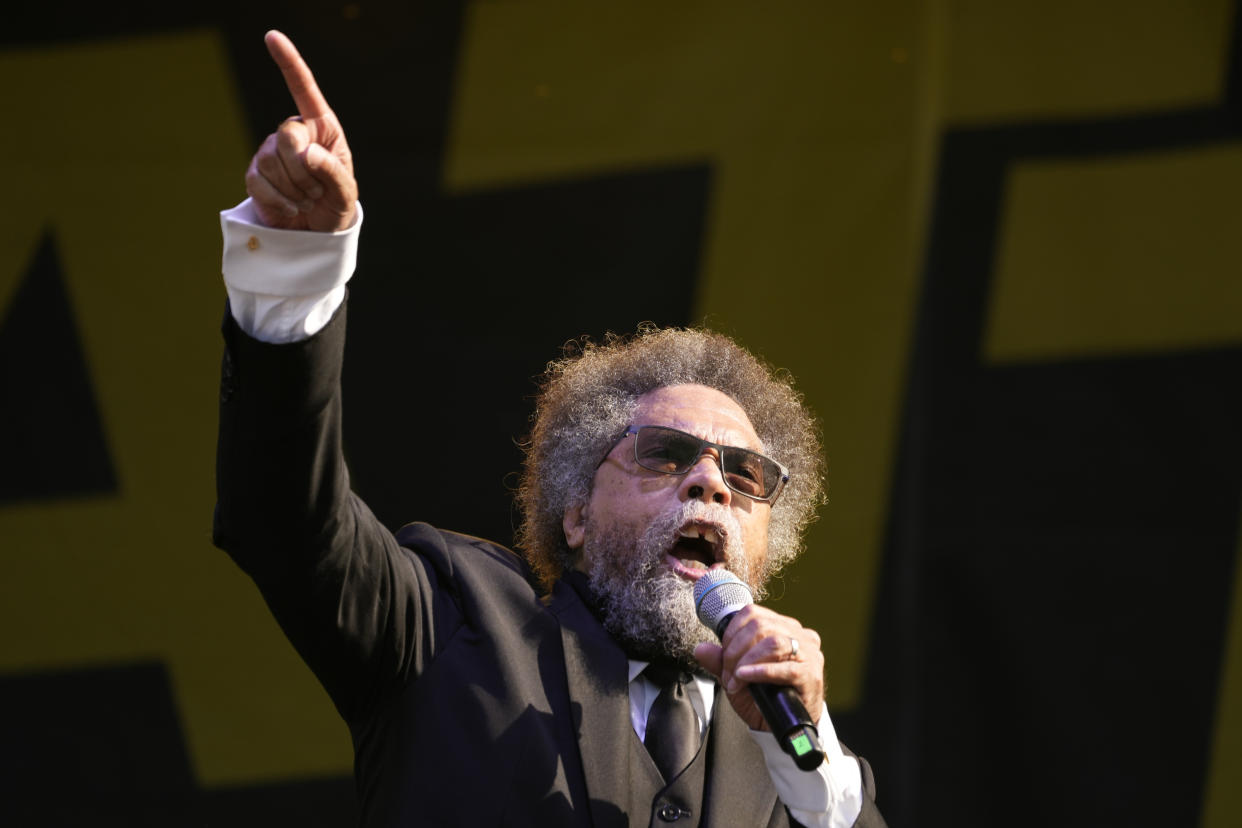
top-left (515, 325), bottom-right (826, 591)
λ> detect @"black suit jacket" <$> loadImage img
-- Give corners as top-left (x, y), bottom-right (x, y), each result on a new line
top-left (213, 303), bottom-right (885, 826)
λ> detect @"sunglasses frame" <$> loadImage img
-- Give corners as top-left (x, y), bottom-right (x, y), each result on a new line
top-left (604, 424), bottom-right (790, 504)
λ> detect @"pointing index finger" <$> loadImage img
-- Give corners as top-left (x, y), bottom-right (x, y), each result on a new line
top-left (264, 30), bottom-right (331, 119)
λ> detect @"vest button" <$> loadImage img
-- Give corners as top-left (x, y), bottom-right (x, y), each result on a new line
top-left (658, 803), bottom-right (689, 822)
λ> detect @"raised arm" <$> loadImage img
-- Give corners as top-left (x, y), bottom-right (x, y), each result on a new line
top-left (215, 34), bottom-right (429, 718)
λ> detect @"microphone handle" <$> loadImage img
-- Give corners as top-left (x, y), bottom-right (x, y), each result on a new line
top-left (716, 613), bottom-right (826, 771)
top-left (748, 683), bottom-right (826, 771)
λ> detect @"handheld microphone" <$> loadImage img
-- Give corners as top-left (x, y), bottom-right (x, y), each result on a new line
top-left (694, 569), bottom-right (826, 771)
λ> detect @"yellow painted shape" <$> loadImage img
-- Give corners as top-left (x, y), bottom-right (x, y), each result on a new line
top-left (1202, 507), bottom-right (1242, 827)
top-left (0, 32), bottom-right (350, 785)
top-left (987, 143), bottom-right (1242, 363)
top-left (943, 0), bottom-right (1232, 125)
top-left (446, 1), bottom-right (932, 706)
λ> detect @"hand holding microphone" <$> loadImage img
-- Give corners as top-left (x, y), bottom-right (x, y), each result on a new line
top-left (693, 570), bottom-right (827, 771)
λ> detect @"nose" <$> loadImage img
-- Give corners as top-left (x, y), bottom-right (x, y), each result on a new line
top-left (678, 451), bottom-right (732, 505)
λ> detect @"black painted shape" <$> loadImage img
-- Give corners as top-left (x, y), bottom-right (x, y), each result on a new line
top-left (915, 350), bottom-right (1239, 827)
top-left (0, 229), bottom-right (118, 504)
top-left (1, 2), bottom-right (208, 47)
top-left (202, 776), bottom-right (357, 826)
top-left (0, 661), bottom-right (358, 826)
top-left (0, 662), bottom-right (196, 826)
top-left (343, 164), bottom-right (710, 537)
top-left (845, 4), bottom-right (1242, 826)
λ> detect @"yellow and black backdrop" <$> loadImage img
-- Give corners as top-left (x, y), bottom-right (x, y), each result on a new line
top-left (2, 1), bottom-right (1240, 825)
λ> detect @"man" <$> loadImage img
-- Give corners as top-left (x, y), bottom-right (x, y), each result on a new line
top-left (215, 30), bottom-right (886, 827)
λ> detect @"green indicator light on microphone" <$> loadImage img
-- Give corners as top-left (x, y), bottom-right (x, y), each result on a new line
top-left (791, 732), bottom-right (812, 756)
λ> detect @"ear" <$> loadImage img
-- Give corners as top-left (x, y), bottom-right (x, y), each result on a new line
top-left (562, 500), bottom-right (586, 551)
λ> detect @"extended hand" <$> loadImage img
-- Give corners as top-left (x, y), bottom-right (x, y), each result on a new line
top-left (693, 604), bottom-right (826, 732)
top-left (245, 30), bottom-right (358, 231)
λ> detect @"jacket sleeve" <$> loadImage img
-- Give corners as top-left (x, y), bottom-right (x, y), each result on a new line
top-left (849, 753), bottom-right (888, 827)
top-left (213, 299), bottom-right (460, 722)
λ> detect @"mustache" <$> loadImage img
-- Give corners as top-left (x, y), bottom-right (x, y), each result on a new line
top-left (637, 500), bottom-right (750, 581)
top-left (657, 500), bottom-right (738, 538)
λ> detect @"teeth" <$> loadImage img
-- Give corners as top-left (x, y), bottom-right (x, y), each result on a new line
top-left (678, 525), bottom-right (721, 547)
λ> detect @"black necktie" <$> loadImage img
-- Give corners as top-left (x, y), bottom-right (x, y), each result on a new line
top-left (643, 663), bottom-right (699, 782)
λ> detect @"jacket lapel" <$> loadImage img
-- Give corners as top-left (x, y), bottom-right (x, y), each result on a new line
top-left (548, 580), bottom-right (636, 828)
top-left (703, 695), bottom-right (782, 827)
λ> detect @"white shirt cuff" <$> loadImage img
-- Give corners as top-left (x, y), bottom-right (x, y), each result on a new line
top-left (750, 704), bottom-right (863, 828)
top-left (219, 198), bottom-right (362, 343)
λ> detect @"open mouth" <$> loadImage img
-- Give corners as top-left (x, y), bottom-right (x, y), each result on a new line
top-left (665, 522), bottom-right (726, 580)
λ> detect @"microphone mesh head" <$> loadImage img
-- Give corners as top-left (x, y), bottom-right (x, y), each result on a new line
top-left (693, 570), bottom-right (754, 631)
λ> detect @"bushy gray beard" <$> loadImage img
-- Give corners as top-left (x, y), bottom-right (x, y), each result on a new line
top-left (584, 501), bottom-right (757, 668)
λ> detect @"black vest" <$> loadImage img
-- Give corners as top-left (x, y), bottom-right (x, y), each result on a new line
top-left (625, 695), bottom-right (711, 827)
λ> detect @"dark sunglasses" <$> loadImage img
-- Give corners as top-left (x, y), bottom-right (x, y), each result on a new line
top-left (604, 425), bottom-right (789, 503)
